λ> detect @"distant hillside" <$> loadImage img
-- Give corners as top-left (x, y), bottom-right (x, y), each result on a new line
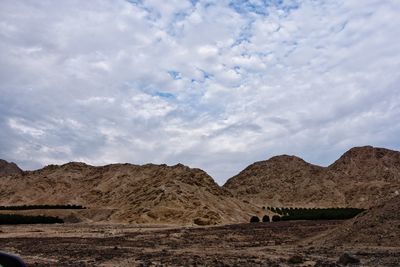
top-left (223, 146), bottom-right (400, 208)
top-left (0, 162), bottom-right (256, 225)
top-left (0, 159), bottom-right (23, 176)
top-left (2, 145), bottom-right (400, 225)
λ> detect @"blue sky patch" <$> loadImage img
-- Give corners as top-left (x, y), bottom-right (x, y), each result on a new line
top-left (155, 91), bottom-right (176, 99)
top-left (168, 70), bottom-right (182, 80)
top-left (229, 0), bottom-right (300, 16)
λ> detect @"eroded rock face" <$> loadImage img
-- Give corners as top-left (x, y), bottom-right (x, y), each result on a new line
top-left (0, 162), bottom-right (256, 225)
top-left (223, 146), bottom-right (400, 208)
top-left (0, 159), bottom-right (23, 176)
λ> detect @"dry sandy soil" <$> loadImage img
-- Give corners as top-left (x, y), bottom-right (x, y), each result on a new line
top-left (1, 221), bottom-right (399, 266)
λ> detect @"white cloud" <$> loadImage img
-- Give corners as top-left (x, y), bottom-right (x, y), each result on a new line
top-left (0, 0), bottom-right (400, 184)
top-left (8, 118), bottom-right (45, 137)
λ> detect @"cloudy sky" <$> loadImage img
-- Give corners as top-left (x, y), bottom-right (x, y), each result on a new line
top-left (1, 0), bottom-right (399, 184)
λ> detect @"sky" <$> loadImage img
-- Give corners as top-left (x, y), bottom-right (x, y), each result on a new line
top-left (1, 0), bottom-right (400, 184)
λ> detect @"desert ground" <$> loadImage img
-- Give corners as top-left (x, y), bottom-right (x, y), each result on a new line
top-left (1, 221), bottom-right (399, 267)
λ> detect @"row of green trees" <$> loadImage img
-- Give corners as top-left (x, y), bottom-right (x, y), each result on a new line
top-left (264, 207), bottom-right (365, 221)
top-left (250, 207), bottom-right (365, 222)
top-left (0, 214), bottom-right (64, 225)
top-left (0, 204), bottom-right (85, 210)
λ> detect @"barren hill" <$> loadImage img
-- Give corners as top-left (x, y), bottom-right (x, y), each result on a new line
top-left (0, 162), bottom-right (256, 225)
top-left (2, 145), bottom-right (399, 225)
top-left (223, 155), bottom-right (340, 208)
top-left (328, 146), bottom-right (400, 207)
top-left (314, 194), bottom-right (400, 247)
top-left (0, 159), bottom-right (23, 176)
top-left (223, 146), bottom-right (400, 208)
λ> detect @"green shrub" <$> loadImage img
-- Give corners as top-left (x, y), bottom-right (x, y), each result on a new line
top-left (275, 208), bottom-right (283, 215)
top-left (262, 215), bottom-right (270, 222)
top-left (272, 215), bottom-right (281, 222)
top-left (0, 204), bottom-right (85, 210)
top-left (250, 216), bottom-right (260, 223)
top-left (0, 214), bottom-right (64, 225)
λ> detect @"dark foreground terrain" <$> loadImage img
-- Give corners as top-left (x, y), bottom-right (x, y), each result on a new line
top-left (1, 221), bottom-right (399, 266)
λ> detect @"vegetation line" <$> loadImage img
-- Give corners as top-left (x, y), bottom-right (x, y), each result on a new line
top-left (0, 204), bottom-right (85, 210)
top-left (267, 207), bottom-right (365, 221)
top-left (251, 207), bottom-right (366, 223)
top-left (0, 214), bottom-right (64, 225)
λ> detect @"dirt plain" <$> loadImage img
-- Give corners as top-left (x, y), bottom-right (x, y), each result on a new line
top-left (1, 220), bottom-right (399, 267)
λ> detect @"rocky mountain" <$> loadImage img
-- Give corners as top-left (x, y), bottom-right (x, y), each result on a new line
top-left (223, 155), bottom-right (340, 208)
top-left (1, 145), bottom-right (399, 225)
top-left (0, 162), bottom-right (256, 225)
top-left (223, 146), bottom-right (400, 208)
top-left (0, 159), bottom-right (23, 176)
top-left (327, 146), bottom-right (400, 207)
